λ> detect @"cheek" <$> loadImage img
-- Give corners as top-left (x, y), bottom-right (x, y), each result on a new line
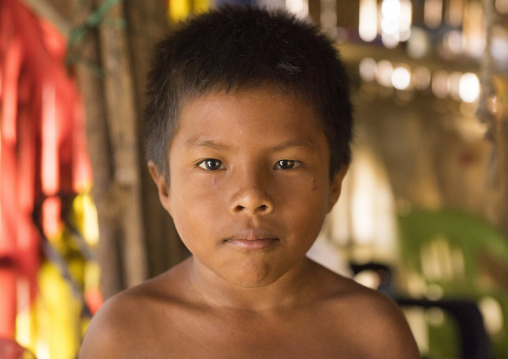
top-left (169, 177), bottom-right (222, 232)
top-left (277, 176), bottom-right (330, 216)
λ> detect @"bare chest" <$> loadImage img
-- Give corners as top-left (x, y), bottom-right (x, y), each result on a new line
top-left (131, 308), bottom-right (364, 359)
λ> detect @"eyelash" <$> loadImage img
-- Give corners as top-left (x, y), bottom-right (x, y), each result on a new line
top-left (197, 159), bottom-right (302, 171)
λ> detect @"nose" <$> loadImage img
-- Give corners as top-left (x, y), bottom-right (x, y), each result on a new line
top-left (230, 189), bottom-right (274, 215)
top-left (229, 171), bottom-right (274, 215)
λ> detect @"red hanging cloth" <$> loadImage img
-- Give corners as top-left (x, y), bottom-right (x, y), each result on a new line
top-left (0, 0), bottom-right (92, 338)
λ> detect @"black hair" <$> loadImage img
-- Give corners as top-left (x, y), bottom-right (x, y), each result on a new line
top-left (143, 5), bottom-right (353, 181)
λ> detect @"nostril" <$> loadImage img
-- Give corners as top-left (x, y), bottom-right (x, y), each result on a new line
top-left (230, 191), bottom-right (273, 214)
top-left (233, 204), bottom-right (270, 213)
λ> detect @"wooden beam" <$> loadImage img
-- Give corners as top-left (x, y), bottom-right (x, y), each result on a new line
top-left (94, 0), bottom-right (148, 288)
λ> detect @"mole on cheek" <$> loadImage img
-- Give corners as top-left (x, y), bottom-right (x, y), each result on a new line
top-left (213, 177), bottom-right (219, 191)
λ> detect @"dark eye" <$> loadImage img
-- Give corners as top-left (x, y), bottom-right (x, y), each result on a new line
top-left (198, 159), bottom-right (225, 170)
top-left (274, 160), bottom-right (296, 170)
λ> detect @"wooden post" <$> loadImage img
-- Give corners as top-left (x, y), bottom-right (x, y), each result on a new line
top-left (67, 0), bottom-right (186, 295)
top-left (124, 0), bottom-right (188, 276)
top-left (69, 0), bottom-right (125, 298)
top-left (93, 0), bottom-right (147, 289)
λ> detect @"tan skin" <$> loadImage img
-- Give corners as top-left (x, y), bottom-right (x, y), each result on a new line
top-left (79, 85), bottom-right (420, 359)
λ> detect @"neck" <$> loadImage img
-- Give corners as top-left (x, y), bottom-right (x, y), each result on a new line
top-left (184, 256), bottom-right (318, 312)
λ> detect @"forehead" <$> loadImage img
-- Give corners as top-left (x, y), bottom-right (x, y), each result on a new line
top-left (177, 84), bottom-right (323, 132)
top-left (174, 85), bottom-right (324, 143)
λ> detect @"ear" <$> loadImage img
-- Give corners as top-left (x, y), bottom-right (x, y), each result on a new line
top-left (327, 165), bottom-right (348, 213)
top-left (148, 161), bottom-right (171, 214)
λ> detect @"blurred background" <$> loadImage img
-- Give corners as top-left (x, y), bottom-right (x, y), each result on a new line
top-left (1, 0), bottom-right (508, 358)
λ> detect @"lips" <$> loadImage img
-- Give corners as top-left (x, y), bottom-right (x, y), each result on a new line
top-left (224, 228), bottom-right (279, 250)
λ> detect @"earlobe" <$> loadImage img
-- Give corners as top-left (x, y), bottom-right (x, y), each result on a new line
top-left (327, 165), bottom-right (348, 212)
top-left (148, 161), bottom-right (171, 213)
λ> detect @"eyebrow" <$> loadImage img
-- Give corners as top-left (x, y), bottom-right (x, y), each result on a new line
top-left (184, 138), bottom-right (232, 151)
top-left (185, 138), bottom-right (315, 152)
top-left (270, 139), bottom-right (316, 152)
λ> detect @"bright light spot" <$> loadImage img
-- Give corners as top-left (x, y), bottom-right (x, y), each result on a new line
top-left (399, 29), bottom-right (411, 43)
top-left (432, 70), bottom-right (449, 98)
top-left (382, 0), bottom-right (400, 17)
top-left (359, 0), bottom-right (378, 42)
top-left (354, 270), bottom-right (381, 289)
top-left (84, 195), bottom-right (100, 246)
top-left (491, 26), bottom-right (508, 68)
top-left (492, 37), bottom-right (508, 62)
top-left (381, 0), bottom-right (401, 48)
top-left (413, 66), bottom-right (431, 90)
top-left (444, 30), bottom-right (463, 54)
top-left (407, 28), bottom-right (430, 58)
top-left (376, 60), bottom-right (393, 87)
top-left (359, 57), bottom-right (377, 82)
top-left (459, 72), bottom-right (480, 103)
top-left (404, 308), bottom-right (430, 354)
top-left (463, 1), bottom-right (485, 57)
top-left (479, 296), bottom-right (504, 335)
top-left (36, 341), bottom-right (50, 359)
top-left (286, 0), bottom-right (308, 17)
top-left (399, 0), bottom-right (412, 41)
top-left (382, 32), bottom-right (400, 48)
top-left (405, 273), bottom-right (427, 297)
top-left (392, 65), bottom-right (411, 90)
top-left (424, 0), bottom-right (443, 28)
top-left (379, 0), bottom-right (412, 47)
top-left (488, 95), bottom-right (499, 115)
top-left (351, 159), bottom-right (377, 244)
top-left (448, 71), bottom-right (463, 100)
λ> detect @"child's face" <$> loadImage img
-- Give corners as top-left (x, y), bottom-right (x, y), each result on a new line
top-left (150, 85), bottom-right (347, 288)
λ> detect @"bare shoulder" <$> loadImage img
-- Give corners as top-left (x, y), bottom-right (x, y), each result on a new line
top-left (78, 289), bottom-right (138, 358)
top-left (321, 271), bottom-right (420, 359)
top-left (78, 265), bottom-right (187, 359)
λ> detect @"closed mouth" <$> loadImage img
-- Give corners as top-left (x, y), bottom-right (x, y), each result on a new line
top-left (224, 228), bottom-right (280, 249)
top-left (224, 238), bottom-right (279, 250)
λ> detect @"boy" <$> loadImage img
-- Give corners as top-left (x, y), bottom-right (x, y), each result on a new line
top-left (79, 6), bottom-right (420, 358)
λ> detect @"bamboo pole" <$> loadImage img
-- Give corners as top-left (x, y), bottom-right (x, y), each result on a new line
top-left (93, 0), bottom-right (148, 289)
top-left (66, 0), bottom-right (184, 295)
top-left (69, 1), bottom-right (125, 299)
